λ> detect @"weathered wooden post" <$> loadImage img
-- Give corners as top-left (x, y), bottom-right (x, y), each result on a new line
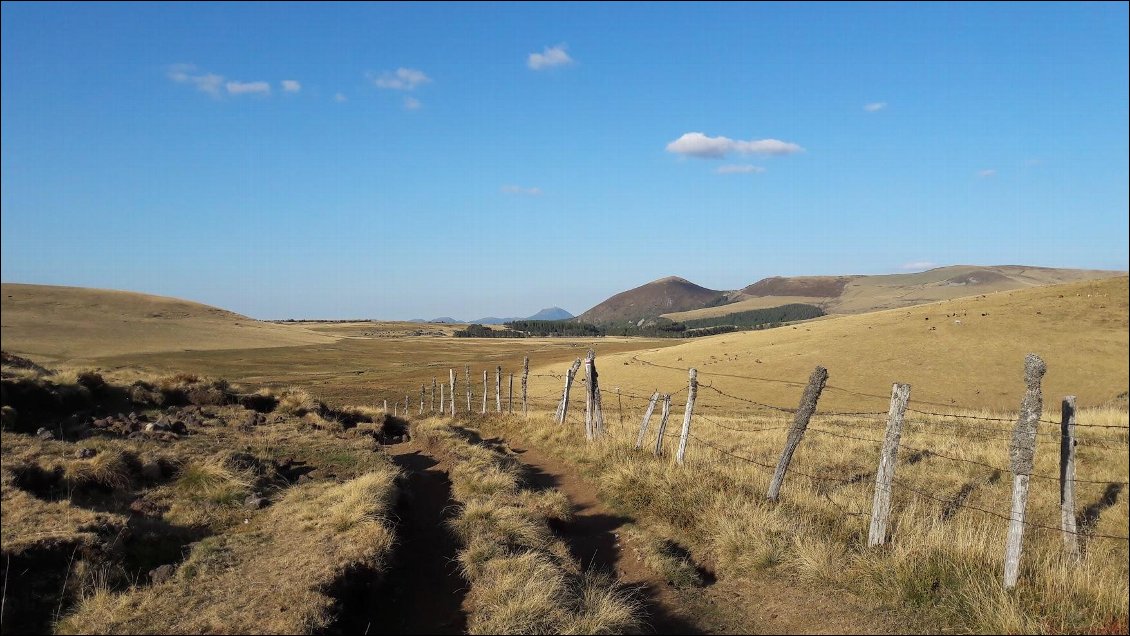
top-left (392, 402), bottom-right (396, 417)
top-left (431, 377), bottom-right (437, 413)
top-left (1004, 353), bottom-right (1046, 589)
top-left (675, 369), bottom-right (698, 465)
top-left (405, 394), bottom-right (409, 416)
top-left (617, 388), bottom-right (624, 430)
top-left (420, 385), bottom-right (425, 416)
top-left (1060, 396), bottom-right (1080, 562)
top-left (584, 352), bottom-right (596, 440)
top-left (508, 373), bottom-right (514, 414)
top-left (522, 356), bottom-right (530, 418)
top-left (868, 383), bottom-right (911, 547)
top-left (653, 394), bottom-right (672, 457)
top-left (635, 391), bottom-right (661, 450)
top-left (383, 399), bottom-right (388, 414)
top-left (465, 365), bottom-right (472, 412)
top-left (767, 366), bottom-right (828, 502)
top-left (482, 370), bottom-right (488, 414)
top-left (557, 358), bottom-right (582, 424)
top-left (495, 366), bottom-right (502, 413)
top-left (439, 382), bottom-right (445, 416)
top-left (449, 368), bottom-right (456, 415)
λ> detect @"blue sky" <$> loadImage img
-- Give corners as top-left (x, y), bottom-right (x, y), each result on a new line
top-left (2, 2), bottom-right (1127, 320)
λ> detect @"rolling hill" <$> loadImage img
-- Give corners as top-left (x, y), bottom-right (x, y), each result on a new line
top-left (576, 276), bottom-right (725, 325)
top-left (0, 283), bottom-right (335, 363)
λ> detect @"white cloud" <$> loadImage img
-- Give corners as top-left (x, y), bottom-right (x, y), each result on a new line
top-left (901, 261), bottom-right (938, 271)
top-left (978, 169), bottom-right (997, 178)
top-left (168, 63), bottom-right (224, 97)
top-left (373, 68), bottom-right (431, 91)
top-left (864, 102), bottom-right (887, 112)
top-left (403, 96), bottom-right (422, 110)
top-left (334, 92), bottom-right (348, 102)
top-left (226, 80), bottom-right (271, 95)
top-left (666, 132), bottom-right (804, 159)
top-left (716, 164), bottom-right (766, 174)
top-left (281, 80), bottom-right (301, 93)
top-left (501, 185), bottom-right (542, 196)
top-left (528, 44), bottom-right (574, 70)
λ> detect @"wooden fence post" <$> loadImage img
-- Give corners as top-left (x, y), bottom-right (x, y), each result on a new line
top-left (439, 382), bottom-right (445, 416)
top-left (617, 388), bottom-right (624, 430)
top-left (557, 359), bottom-right (581, 424)
top-left (1004, 353), bottom-right (1046, 589)
top-left (449, 368), bottom-right (456, 415)
top-left (675, 369), bottom-right (697, 465)
top-left (1060, 396), bottom-right (1080, 562)
top-left (584, 352), bottom-right (596, 440)
top-left (635, 391), bottom-right (660, 450)
top-left (431, 378), bottom-right (436, 413)
top-left (383, 399), bottom-right (388, 414)
top-left (508, 373), bottom-right (514, 414)
top-left (868, 383), bottom-right (911, 547)
top-left (653, 394), bottom-right (672, 456)
top-left (482, 370), bottom-right (488, 414)
top-left (495, 366), bottom-right (502, 413)
top-left (420, 385), bottom-right (425, 416)
top-left (767, 365), bottom-right (828, 502)
top-left (522, 356), bottom-right (529, 418)
top-left (405, 394), bottom-right (409, 416)
top-left (392, 402), bottom-right (396, 417)
top-left (466, 365), bottom-right (472, 413)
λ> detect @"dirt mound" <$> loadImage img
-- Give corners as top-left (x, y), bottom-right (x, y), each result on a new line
top-left (578, 276), bottom-right (725, 325)
top-left (740, 276), bottom-right (852, 298)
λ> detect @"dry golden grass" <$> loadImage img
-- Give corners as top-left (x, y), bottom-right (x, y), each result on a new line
top-left (414, 418), bottom-right (640, 635)
top-left (473, 397), bottom-right (1129, 633)
top-left (57, 468), bottom-right (400, 634)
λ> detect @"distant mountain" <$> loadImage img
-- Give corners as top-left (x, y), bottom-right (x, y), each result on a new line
top-left (528, 307), bottom-right (573, 321)
top-left (429, 317), bottom-right (461, 324)
top-left (471, 316), bottom-right (522, 325)
top-left (576, 276), bottom-right (725, 326)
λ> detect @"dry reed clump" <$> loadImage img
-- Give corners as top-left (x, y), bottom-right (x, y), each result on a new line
top-left (475, 402), bottom-right (1129, 634)
top-left (414, 418), bottom-right (640, 635)
top-left (57, 466), bottom-right (400, 635)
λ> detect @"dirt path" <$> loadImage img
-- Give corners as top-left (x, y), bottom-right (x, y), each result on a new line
top-left (495, 435), bottom-right (895, 635)
top-left (358, 442), bottom-right (468, 635)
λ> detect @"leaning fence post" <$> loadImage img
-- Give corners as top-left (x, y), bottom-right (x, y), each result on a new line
top-left (653, 394), bottom-right (672, 456)
top-left (522, 356), bottom-right (530, 418)
top-left (482, 370), bottom-right (488, 414)
top-left (465, 365), bottom-right (472, 413)
top-left (868, 383), bottom-right (911, 547)
top-left (635, 391), bottom-right (660, 450)
top-left (767, 365), bottom-right (828, 501)
top-left (1004, 353), bottom-right (1046, 589)
top-left (495, 366), bottom-right (502, 413)
top-left (1060, 395), bottom-right (1080, 562)
top-left (675, 369), bottom-right (697, 466)
top-left (557, 359), bottom-right (581, 424)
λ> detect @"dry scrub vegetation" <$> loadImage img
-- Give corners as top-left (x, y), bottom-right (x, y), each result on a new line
top-left (1, 354), bottom-right (403, 634)
top-left (473, 401), bottom-right (1129, 634)
top-left (413, 417), bottom-right (641, 635)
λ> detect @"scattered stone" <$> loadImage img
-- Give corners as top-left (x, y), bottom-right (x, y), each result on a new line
top-left (35, 427), bottom-right (55, 441)
top-left (149, 564), bottom-right (176, 585)
top-left (244, 494), bottom-right (268, 510)
top-left (75, 447), bottom-right (97, 459)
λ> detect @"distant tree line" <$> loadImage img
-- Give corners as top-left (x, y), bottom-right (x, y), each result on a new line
top-left (452, 304), bottom-right (823, 339)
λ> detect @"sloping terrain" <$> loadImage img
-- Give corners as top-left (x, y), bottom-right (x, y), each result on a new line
top-left (577, 277), bottom-right (725, 325)
top-left (1, 283), bottom-right (335, 362)
top-left (660, 265), bottom-right (1122, 322)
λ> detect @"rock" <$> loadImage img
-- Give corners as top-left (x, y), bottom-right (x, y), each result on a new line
top-left (145, 423), bottom-right (158, 432)
top-left (149, 564), bottom-right (175, 585)
top-left (75, 447), bottom-right (97, 459)
top-left (169, 421), bottom-right (188, 435)
top-left (140, 461), bottom-right (163, 482)
top-left (1, 405), bottom-right (18, 428)
top-left (35, 427), bottom-right (55, 441)
top-left (244, 494), bottom-right (268, 510)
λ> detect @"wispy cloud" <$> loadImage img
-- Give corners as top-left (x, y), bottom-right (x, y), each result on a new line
top-left (403, 96), bottom-right (422, 110)
top-left (864, 101), bottom-right (887, 112)
top-left (977, 169), bottom-right (997, 178)
top-left (334, 92), bottom-right (348, 102)
top-left (501, 185), bottom-right (542, 196)
top-left (716, 164), bottom-right (766, 174)
top-left (167, 63), bottom-right (224, 97)
top-left (281, 80), bottom-right (301, 93)
top-left (372, 68), bottom-right (431, 91)
top-left (226, 80), bottom-right (270, 95)
top-left (666, 132), bottom-right (804, 159)
top-left (901, 261), bottom-right (938, 271)
top-left (528, 44), bottom-right (574, 70)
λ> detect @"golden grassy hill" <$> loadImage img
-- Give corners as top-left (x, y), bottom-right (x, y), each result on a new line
top-left (661, 265), bottom-right (1122, 322)
top-left (537, 276), bottom-right (1129, 413)
top-left (1, 283), bottom-right (336, 363)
